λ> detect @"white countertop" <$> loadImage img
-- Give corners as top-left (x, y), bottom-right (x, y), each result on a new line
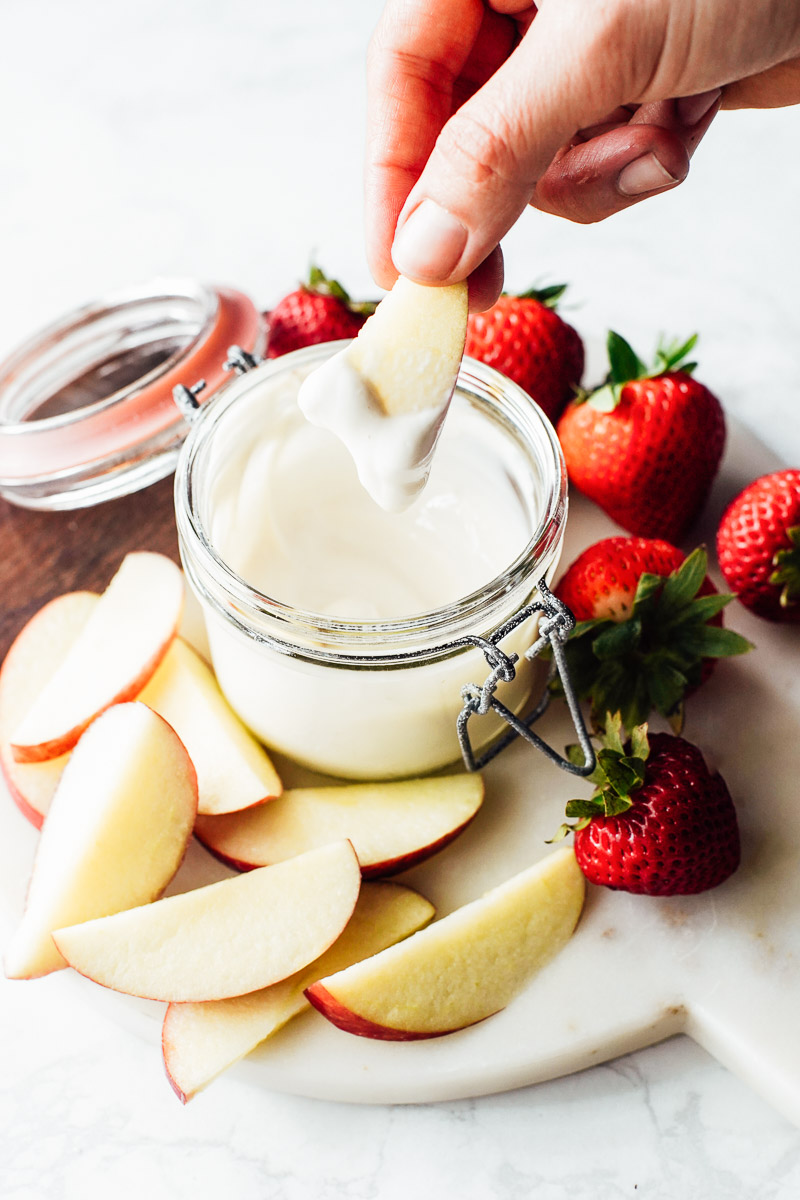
top-left (1, 2), bottom-right (799, 1196)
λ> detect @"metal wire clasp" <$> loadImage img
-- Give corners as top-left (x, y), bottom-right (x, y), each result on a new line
top-left (223, 345), bottom-right (263, 376)
top-left (172, 378), bottom-right (207, 423)
top-left (172, 345), bottom-right (264, 423)
top-left (457, 580), bottom-right (596, 776)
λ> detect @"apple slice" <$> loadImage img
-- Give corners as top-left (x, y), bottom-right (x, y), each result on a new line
top-left (0, 591), bottom-right (99, 828)
top-left (10, 552), bottom-right (184, 763)
top-left (297, 277), bottom-right (468, 511)
top-left (162, 881), bottom-right (435, 1102)
top-left (53, 840), bottom-right (361, 1002)
top-left (138, 638), bottom-right (282, 816)
top-left (194, 773), bottom-right (483, 877)
top-left (346, 276), bottom-right (468, 416)
top-left (305, 846), bottom-right (584, 1040)
top-left (4, 702), bottom-right (197, 980)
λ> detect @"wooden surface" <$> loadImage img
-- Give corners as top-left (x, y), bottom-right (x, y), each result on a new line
top-left (0, 477), bottom-right (179, 661)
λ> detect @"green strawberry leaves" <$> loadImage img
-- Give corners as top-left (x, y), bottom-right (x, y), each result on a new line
top-left (305, 264), bottom-right (377, 316)
top-left (583, 331), bottom-right (699, 412)
top-left (607, 331), bottom-right (645, 388)
top-left (552, 713), bottom-right (650, 838)
top-left (654, 334), bottom-right (698, 376)
top-left (517, 282), bottom-right (568, 309)
top-left (769, 525), bottom-right (800, 609)
top-left (307, 264), bottom-right (350, 302)
top-left (552, 547), bottom-right (753, 732)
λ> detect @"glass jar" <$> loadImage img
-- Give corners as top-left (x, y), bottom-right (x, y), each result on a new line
top-left (175, 343), bottom-right (568, 779)
top-left (0, 279), bottom-right (264, 510)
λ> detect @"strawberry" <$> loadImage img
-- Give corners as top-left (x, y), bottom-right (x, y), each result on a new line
top-left (552, 537), bottom-right (751, 732)
top-left (716, 469), bottom-right (800, 622)
top-left (561, 714), bottom-right (740, 896)
top-left (557, 332), bottom-right (725, 541)
top-left (465, 283), bottom-right (584, 423)
top-left (266, 266), bottom-right (376, 358)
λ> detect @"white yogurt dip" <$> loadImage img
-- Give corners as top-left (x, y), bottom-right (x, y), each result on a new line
top-left (176, 345), bottom-right (567, 779)
top-left (211, 369), bottom-right (532, 623)
top-left (296, 351), bottom-right (447, 513)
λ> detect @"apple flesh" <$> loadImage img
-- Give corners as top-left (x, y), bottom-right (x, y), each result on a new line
top-left (138, 637), bottom-right (282, 816)
top-left (10, 552), bottom-right (184, 763)
top-left (305, 846), bottom-right (585, 1040)
top-left (0, 592), bottom-right (98, 828)
top-left (53, 840), bottom-right (361, 1002)
top-left (347, 276), bottom-right (468, 416)
top-left (162, 880), bottom-right (435, 1102)
top-left (4, 702), bottom-right (198, 979)
top-left (194, 773), bottom-right (483, 877)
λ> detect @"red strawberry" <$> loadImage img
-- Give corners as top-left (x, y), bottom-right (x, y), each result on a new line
top-left (266, 266), bottom-right (376, 358)
top-left (716, 469), bottom-right (800, 622)
top-left (562, 715), bottom-right (740, 896)
top-left (557, 333), bottom-right (725, 541)
top-left (553, 537), bottom-right (751, 732)
top-left (465, 283), bottom-right (584, 423)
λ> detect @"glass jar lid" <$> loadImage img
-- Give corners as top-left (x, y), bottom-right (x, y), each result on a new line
top-left (0, 278), bottom-right (265, 510)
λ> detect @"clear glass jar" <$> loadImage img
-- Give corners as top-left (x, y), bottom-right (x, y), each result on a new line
top-left (0, 279), bottom-right (264, 510)
top-left (175, 343), bottom-right (568, 779)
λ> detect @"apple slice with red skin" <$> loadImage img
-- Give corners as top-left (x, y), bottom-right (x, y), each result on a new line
top-left (305, 846), bottom-right (585, 1040)
top-left (138, 637), bottom-right (282, 816)
top-left (53, 840), bottom-right (361, 1002)
top-left (1, 590), bottom-right (279, 822)
top-left (162, 880), bottom-right (435, 1102)
top-left (0, 591), bottom-right (99, 828)
top-left (193, 773), bottom-right (484, 877)
top-left (10, 552), bottom-right (184, 764)
top-left (4, 702), bottom-right (198, 979)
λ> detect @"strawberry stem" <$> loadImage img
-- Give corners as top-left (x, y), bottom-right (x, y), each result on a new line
top-left (517, 282), bottom-right (569, 309)
top-left (583, 330), bottom-right (700, 411)
top-left (557, 713), bottom-right (650, 835)
top-left (552, 547), bottom-right (754, 730)
top-left (305, 264), bottom-right (377, 315)
top-left (769, 526), bottom-right (800, 608)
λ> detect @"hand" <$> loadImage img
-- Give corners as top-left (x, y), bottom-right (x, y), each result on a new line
top-left (366, 0), bottom-right (800, 309)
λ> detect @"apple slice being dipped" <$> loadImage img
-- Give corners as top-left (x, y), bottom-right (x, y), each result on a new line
top-left (138, 638), bottom-right (282, 816)
top-left (298, 276), bottom-right (468, 511)
top-left (346, 275), bottom-right (468, 417)
top-left (0, 591), bottom-right (99, 828)
top-left (53, 840), bottom-right (361, 1002)
top-left (10, 552), bottom-right (184, 763)
top-left (162, 881), bottom-right (435, 1102)
top-left (4, 702), bottom-right (198, 980)
top-left (305, 846), bottom-right (585, 1040)
top-left (194, 773), bottom-right (483, 877)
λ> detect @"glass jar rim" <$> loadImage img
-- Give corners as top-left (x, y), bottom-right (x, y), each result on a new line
top-left (0, 278), bottom-right (264, 509)
top-left (175, 341), bottom-right (568, 662)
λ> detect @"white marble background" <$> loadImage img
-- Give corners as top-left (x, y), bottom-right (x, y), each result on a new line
top-left (1, 1), bottom-right (800, 1197)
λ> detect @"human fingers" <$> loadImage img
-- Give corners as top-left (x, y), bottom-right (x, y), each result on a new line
top-left (531, 91), bottom-right (720, 224)
top-left (390, 2), bottom-right (647, 284)
top-left (721, 58), bottom-right (800, 109)
top-left (365, 0), bottom-right (515, 291)
top-left (467, 245), bottom-right (505, 312)
top-left (532, 124), bottom-right (689, 224)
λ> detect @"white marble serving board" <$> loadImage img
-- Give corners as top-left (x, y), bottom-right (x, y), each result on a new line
top-left (1, 418), bottom-right (798, 1124)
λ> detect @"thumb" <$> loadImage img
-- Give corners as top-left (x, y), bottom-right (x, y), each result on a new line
top-left (391, 6), bottom-right (636, 282)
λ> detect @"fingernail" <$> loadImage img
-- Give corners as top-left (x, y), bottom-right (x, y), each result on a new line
top-left (677, 88), bottom-right (721, 126)
top-left (618, 153), bottom-right (679, 197)
top-left (392, 200), bottom-right (468, 280)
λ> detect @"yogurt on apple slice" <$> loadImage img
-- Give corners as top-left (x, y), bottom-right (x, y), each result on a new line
top-left (296, 352), bottom-right (447, 513)
top-left (297, 277), bottom-right (468, 513)
top-left (212, 377), bottom-right (533, 621)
